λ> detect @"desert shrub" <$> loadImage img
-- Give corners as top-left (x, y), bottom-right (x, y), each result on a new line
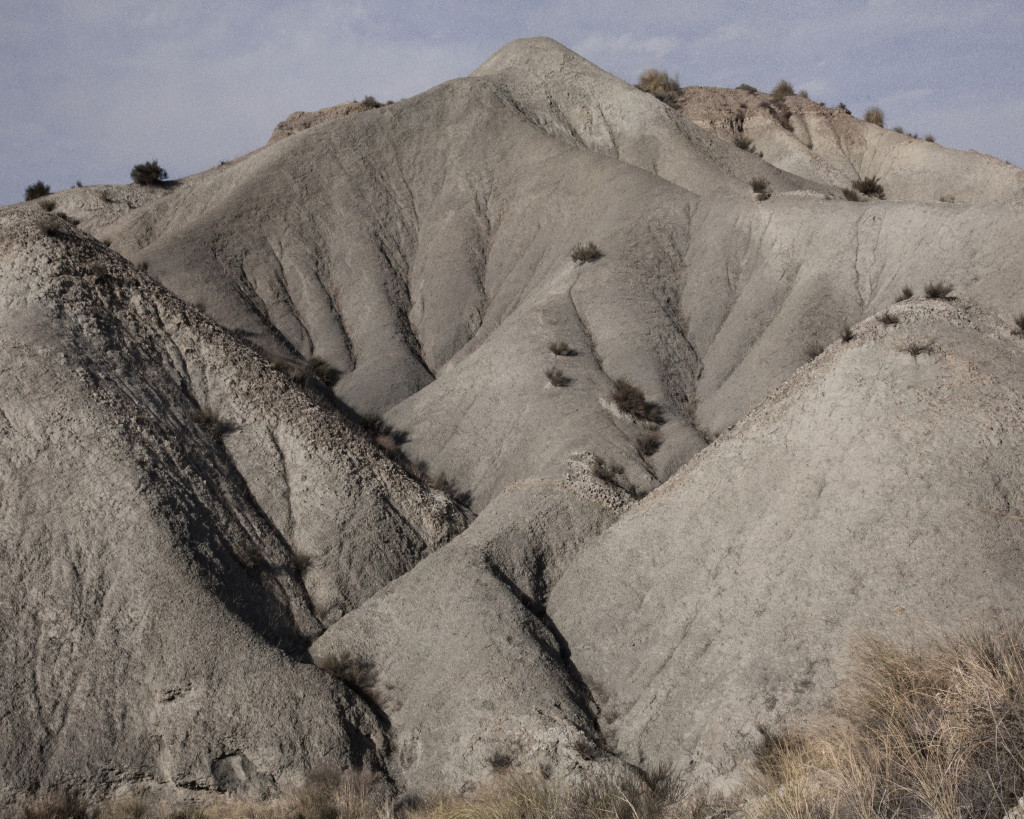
top-left (864, 106), bottom-right (885, 127)
top-left (1013, 314), bottom-right (1024, 335)
top-left (924, 281), bottom-right (954, 299)
top-left (307, 356), bottom-right (340, 387)
top-left (360, 95), bottom-right (381, 108)
top-left (487, 751), bottom-right (515, 772)
top-left (799, 89), bottom-right (809, 98)
top-left (737, 83), bottom-right (758, 93)
top-left (878, 312), bottom-right (899, 326)
top-left (570, 241), bottom-right (602, 263)
top-left (733, 135), bottom-right (753, 151)
top-left (924, 134), bottom-right (936, 143)
top-left (610, 378), bottom-right (663, 423)
top-left (38, 198), bottom-right (56, 211)
top-left (755, 191), bottom-right (771, 202)
top-left (893, 125), bottom-right (905, 134)
top-left (41, 221), bottom-right (64, 238)
top-left (320, 652), bottom-right (379, 706)
top-left (548, 340), bottom-right (574, 356)
top-left (852, 175), bottom-right (885, 199)
top-left (750, 177), bottom-right (769, 193)
top-left (130, 160), bottom-right (167, 185)
top-left (903, 341), bottom-right (932, 357)
top-left (840, 325), bottom-right (855, 343)
top-left (637, 68), bottom-right (681, 100)
top-left (293, 766), bottom-right (388, 819)
top-left (897, 285), bottom-right (914, 302)
top-left (19, 789), bottom-right (90, 818)
top-left (804, 342), bottom-right (825, 361)
top-left (747, 622), bottom-right (1024, 819)
top-left (189, 406), bottom-right (232, 438)
top-left (24, 181), bottom-right (51, 201)
top-left (635, 431), bottom-right (663, 457)
top-left (842, 187), bottom-right (861, 201)
top-left (837, 102), bottom-right (850, 112)
top-left (771, 80), bottom-right (794, 102)
top-left (591, 456), bottom-right (624, 485)
top-left (545, 367), bottom-right (569, 387)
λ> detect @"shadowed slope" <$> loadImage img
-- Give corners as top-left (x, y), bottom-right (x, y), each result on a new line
top-left (0, 207), bottom-right (466, 805)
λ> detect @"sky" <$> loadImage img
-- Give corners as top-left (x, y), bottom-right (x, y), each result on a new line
top-left (3, 0), bottom-right (1023, 205)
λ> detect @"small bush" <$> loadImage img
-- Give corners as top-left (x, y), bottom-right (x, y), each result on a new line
top-left (804, 342), bottom-right (825, 361)
top-left (190, 406), bottom-right (232, 438)
top-left (842, 187), bottom-right (861, 201)
top-left (320, 652), bottom-right (380, 707)
top-left (750, 177), bottom-right (769, 193)
top-left (545, 367), bottom-right (569, 387)
top-left (852, 176), bottom-right (885, 199)
top-left (130, 160), bottom-right (167, 185)
top-left (864, 106), bottom-right (885, 127)
top-left (19, 789), bottom-right (89, 819)
top-left (24, 181), bottom-right (51, 201)
top-left (771, 79), bottom-right (794, 102)
top-left (756, 191), bottom-right (771, 202)
top-left (939, 194), bottom-right (955, 203)
top-left (737, 83), bottom-right (758, 93)
top-left (570, 242), bottom-right (602, 263)
top-left (733, 135), bottom-right (754, 151)
top-left (878, 312), bottom-right (899, 326)
top-left (837, 102), bottom-right (850, 112)
top-left (924, 281), bottom-right (954, 299)
top-left (360, 95), bottom-right (381, 108)
top-left (610, 378), bottom-right (662, 423)
top-left (896, 285), bottom-right (914, 302)
top-left (38, 198), bottom-right (56, 212)
top-left (487, 751), bottom-right (515, 772)
top-left (924, 134), bottom-right (936, 143)
top-left (840, 325), bottom-right (855, 342)
top-left (799, 89), bottom-right (809, 98)
top-left (635, 431), bottom-right (662, 457)
top-left (893, 125), bottom-right (905, 134)
top-left (307, 356), bottom-right (340, 387)
top-left (591, 456), bottom-right (624, 485)
top-left (1013, 314), bottom-right (1024, 335)
top-left (903, 341), bottom-right (932, 357)
top-left (548, 340), bottom-right (574, 356)
top-left (637, 68), bottom-right (681, 101)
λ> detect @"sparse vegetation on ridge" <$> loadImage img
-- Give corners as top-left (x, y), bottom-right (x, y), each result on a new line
top-left (24, 181), bottom-right (50, 201)
top-left (770, 80), bottom-right (794, 102)
top-left (878, 312), bottom-right (899, 326)
top-left (864, 106), bottom-right (885, 127)
top-left (897, 285), bottom-right (914, 302)
top-left (545, 366), bottom-right (570, 387)
top-left (637, 68), bottom-right (681, 101)
top-left (737, 83), bottom-right (758, 93)
top-left (924, 281), bottom-right (954, 299)
top-left (130, 160), bottom-right (167, 186)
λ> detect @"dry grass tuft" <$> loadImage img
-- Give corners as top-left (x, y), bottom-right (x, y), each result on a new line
top-left (610, 379), bottom-right (663, 424)
top-left (637, 69), bottom-right (681, 101)
top-left (924, 281), bottom-right (955, 300)
top-left (571, 242), bottom-right (602, 263)
top-left (747, 622), bottom-right (1024, 819)
top-left (864, 106), bottom-right (885, 127)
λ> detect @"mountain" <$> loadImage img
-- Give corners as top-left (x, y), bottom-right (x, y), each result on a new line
top-left (3, 35), bottom-right (1024, 808)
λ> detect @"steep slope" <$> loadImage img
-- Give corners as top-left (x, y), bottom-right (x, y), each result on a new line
top-left (311, 459), bottom-right (634, 794)
top-left (549, 298), bottom-right (1024, 787)
top-left (0, 207), bottom-right (464, 806)
top-left (675, 85), bottom-right (1024, 203)
top-left (46, 38), bottom-right (1021, 513)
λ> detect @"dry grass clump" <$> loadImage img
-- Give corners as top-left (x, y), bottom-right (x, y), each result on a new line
top-left (418, 766), bottom-right (723, 819)
top-left (190, 406), bottom-right (233, 439)
top-left (570, 242), bottom-right (602, 263)
top-left (852, 176), bottom-right (885, 199)
top-left (733, 135), bottom-right (754, 151)
top-left (610, 379), bottom-right (664, 424)
top-left (897, 285), bottom-right (914, 302)
top-left (319, 652), bottom-right (381, 708)
top-left (636, 431), bottom-right (663, 457)
top-left (924, 281), bottom-right (954, 299)
top-left (747, 622), bottom-right (1024, 819)
top-left (841, 187), bottom-right (861, 202)
top-left (864, 106), bottom-right (885, 127)
top-left (545, 367), bottom-right (570, 387)
top-left (18, 789), bottom-right (89, 818)
top-left (1012, 315), bottom-right (1024, 336)
top-left (548, 340), bottom-right (574, 356)
top-left (770, 80), bottom-right (794, 103)
top-left (637, 68), bottom-right (681, 101)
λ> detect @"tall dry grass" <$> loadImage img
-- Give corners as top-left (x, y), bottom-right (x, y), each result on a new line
top-left (746, 622), bottom-right (1024, 819)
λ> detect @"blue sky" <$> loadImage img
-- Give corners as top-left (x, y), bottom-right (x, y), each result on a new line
top-left (3, 0), bottom-right (1023, 205)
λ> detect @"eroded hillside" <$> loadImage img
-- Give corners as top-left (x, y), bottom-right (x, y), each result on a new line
top-left (4, 35), bottom-right (1024, 810)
